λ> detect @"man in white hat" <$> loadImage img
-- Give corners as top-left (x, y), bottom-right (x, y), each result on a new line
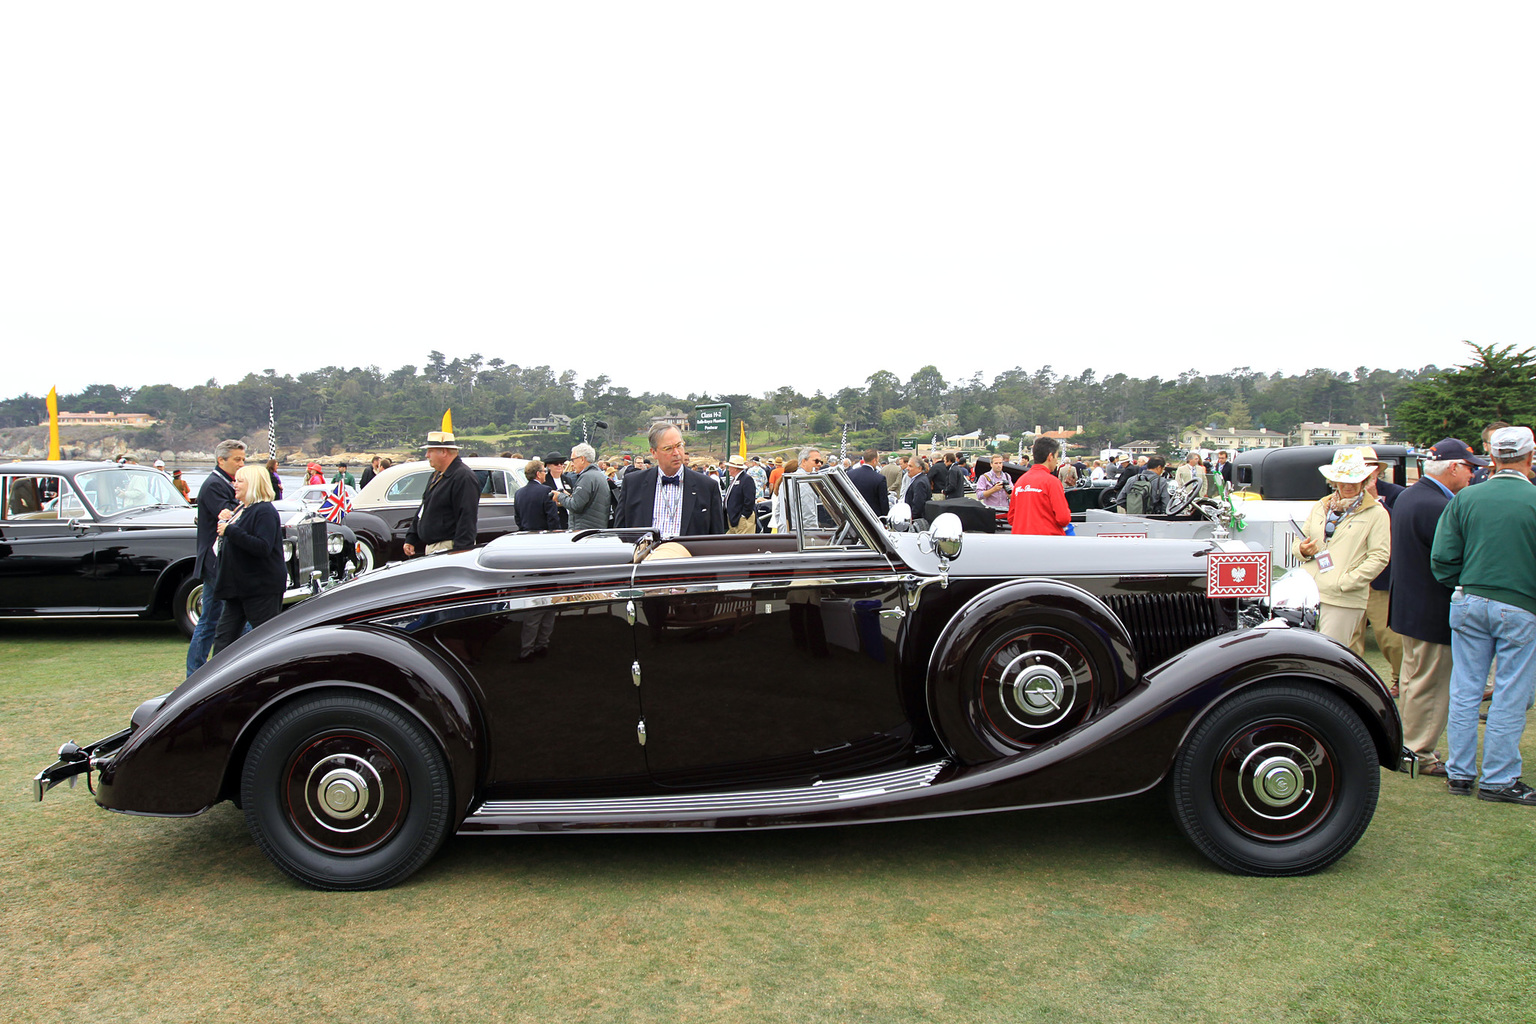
top-left (1432, 425), bottom-right (1536, 804)
top-left (724, 454), bottom-right (757, 534)
top-left (403, 430), bottom-right (479, 557)
top-left (1293, 447), bottom-right (1392, 647)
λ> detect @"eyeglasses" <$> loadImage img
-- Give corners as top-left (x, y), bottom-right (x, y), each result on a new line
top-left (657, 442), bottom-right (686, 455)
top-left (807, 458), bottom-right (824, 466)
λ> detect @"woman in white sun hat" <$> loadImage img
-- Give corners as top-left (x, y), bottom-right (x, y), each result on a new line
top-left (1293, 447), bottom-right (1392, 646)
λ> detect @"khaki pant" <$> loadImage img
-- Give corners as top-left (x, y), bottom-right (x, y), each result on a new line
top-left (727, 513), bottom-right (756, 535)
top-left (1399, 636), bottom-right (1452, 763)
top-left (1349, 587), bottom-right (1403, 683)
top-left (425, 540), bottom-right (454, 555)
top-left (1318, 604), bottom-right (1366, 649)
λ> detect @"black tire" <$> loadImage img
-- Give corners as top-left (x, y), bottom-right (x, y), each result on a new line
top-left (241, 694), bottom-right (453, 890)
top-left (1169, 682), bottom-right (1379, 876)
top-left (172, 575), bottom-right (202, 639)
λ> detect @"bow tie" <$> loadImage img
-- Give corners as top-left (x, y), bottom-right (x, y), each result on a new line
top-left (660, 475), bottom-right (681, 487)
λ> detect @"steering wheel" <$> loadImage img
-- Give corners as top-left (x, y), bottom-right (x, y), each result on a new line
top-left (1165, 476), bottom-right (1204, 516)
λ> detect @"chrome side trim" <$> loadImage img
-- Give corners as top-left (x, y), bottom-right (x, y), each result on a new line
top-left (463, 761), bottom-right (948, 824)
top-left (378, 574), bottom-right (915, 630)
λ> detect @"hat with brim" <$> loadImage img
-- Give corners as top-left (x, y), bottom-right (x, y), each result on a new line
top-left (420, 431), bottom-right (461, 450)
top-left (543, 453), bottom-right (567, 465)
top-left (1319, 448), bottom-right (1372, 483)
top-left (727, 455), bottom-right (748, 469)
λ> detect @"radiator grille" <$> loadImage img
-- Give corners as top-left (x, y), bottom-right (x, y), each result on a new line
top-left (1106, 592), bottom-right (1227, 668)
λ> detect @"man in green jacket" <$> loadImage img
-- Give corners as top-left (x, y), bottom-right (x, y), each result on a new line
top-left (1431, 425), bottom-right (1536, 805)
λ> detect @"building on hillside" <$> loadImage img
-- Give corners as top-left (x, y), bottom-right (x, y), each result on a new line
top-left (1122, 439), bottom-right (1162, 457)
top-left (647, 412), bottom-right (691, 431)
top-left (1181, 426), bottom-right (1288, 451)
top-left (1290, 421), bottom-right (1389, 447)
top-left (527, 413), bottom-right (573, 432)
top-left (41, 410), bottom-right (158, 426)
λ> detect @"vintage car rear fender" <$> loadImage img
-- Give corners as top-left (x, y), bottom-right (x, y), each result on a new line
top-left (94, 624), bottom-right (482, 820)
top-left (926, 578), bottom-right (1140, 764)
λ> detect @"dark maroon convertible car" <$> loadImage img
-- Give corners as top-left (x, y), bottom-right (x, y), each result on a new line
top-left (37, 469), bottom-right (1413, 889)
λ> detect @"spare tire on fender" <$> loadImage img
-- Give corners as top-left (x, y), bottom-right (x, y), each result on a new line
top-left (927, 579), bottom-right (1138, 764)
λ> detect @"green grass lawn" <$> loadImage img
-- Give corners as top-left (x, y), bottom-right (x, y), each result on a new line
top-left (3, 621), bottom-right (1533, 1023)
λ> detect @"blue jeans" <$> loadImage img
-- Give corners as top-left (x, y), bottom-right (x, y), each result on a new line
top-left (1446, 592), bottom-right (1536, 788)
top-left (185, 581), bottom-right (226, 677)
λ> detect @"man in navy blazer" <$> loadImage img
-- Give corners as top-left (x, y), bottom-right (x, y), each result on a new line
top-left (1388, 437), bottom-right (1486, 776)
top-left (723, 455), bottom-right (758, 533)
top-left (847, 448), bottom-right (890, 517)
top-left (615, 425), bottom-right (725, 537)
top-left (187, 438), bottom-right (245, 677)
top-left (514, 459), bottom-right (561, 532)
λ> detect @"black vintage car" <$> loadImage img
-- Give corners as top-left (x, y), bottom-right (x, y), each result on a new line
top-left (1233, 444), bottom-right (1415, 499)
top-left (1, 461), bottom-right (365, 636)
top-left (37, 468), bottom-right (1413, 890)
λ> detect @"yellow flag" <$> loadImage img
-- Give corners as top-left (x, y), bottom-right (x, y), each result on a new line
top-left (46, 387), bottom-right (61, 460)
top-left (738, 418), bottom-right (747, 458)
top-left (441, 409), bottom-right (453, 433)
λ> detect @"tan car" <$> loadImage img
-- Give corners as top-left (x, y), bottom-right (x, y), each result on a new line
top-left (350, 456), bottom-right (530, 563)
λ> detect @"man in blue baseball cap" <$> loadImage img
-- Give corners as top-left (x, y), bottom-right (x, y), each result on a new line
top-left (1388, 438), bottom-right (1486, 778)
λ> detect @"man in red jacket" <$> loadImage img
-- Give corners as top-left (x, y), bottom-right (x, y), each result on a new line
top-left (1008, 436), bottom-right (1072, 536)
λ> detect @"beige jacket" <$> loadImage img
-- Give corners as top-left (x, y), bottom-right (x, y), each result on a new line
top-left (1292, 491), bottom-right (1391, 610)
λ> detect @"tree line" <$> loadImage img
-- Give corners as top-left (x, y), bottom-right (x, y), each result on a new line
top-left (3, 343), bottom-right (1531, 454)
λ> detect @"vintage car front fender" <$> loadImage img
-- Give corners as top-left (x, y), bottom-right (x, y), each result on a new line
top-left (94, 624), bottom-right (483, 820)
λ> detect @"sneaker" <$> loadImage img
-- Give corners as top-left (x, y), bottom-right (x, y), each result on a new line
top-left (1419, 760), bottom-right (1448, 777)
top-left (1477, 780), bottom-right (1536, 805)
top-left (1448, 777), bottom-right (1475, 796)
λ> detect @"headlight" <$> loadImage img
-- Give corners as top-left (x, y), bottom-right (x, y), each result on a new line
top-left (328, 534), bottom-right (345, 554)
top-left (282, 540), bottom-right (296, 561)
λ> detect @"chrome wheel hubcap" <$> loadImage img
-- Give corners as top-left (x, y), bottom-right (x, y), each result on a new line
top-left (1000, 650), bottom-right (1075, 729)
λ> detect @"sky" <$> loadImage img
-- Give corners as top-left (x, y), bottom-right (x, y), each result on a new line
top-left (4, 3), bottom-right (1533, 401)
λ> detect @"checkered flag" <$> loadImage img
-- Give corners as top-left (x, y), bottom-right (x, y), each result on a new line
top-left (266, 398), bottom-right (278, 461)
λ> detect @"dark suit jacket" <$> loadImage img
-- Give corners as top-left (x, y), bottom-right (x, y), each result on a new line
top-left (211, 501), bottom-right (286, 600)
top-left (615, 466), bottom-right (725, 536)
top-left (1388, 476), bottom-right (1456, 644)
top-left (194, 466), bottom-right (238, 581)
top-left (847, 464), bottom-right (890, 516)
top-left (725, 472), bottom-right (757, 527)
top-left (405, 455), bottom-right (481, 551)
top-left (1371, 479), bottom-right (1407, 590)
top-left (514, 478), bottom-right (560, 532)
top-left (902, 473), bottom-right (932, 519)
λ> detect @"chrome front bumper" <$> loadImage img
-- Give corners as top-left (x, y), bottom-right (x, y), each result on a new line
top-left (1399, 747), bottom-right (1419, 778)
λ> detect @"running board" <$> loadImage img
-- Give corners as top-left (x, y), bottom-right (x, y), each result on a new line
top-left (460, 761), bottom-right (950, 831)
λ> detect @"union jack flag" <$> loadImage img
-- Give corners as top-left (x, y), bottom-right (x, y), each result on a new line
top-left (318, 481), bottom-right (351, 523)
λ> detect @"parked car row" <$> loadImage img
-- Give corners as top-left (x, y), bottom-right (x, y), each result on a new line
top-left (1, 461), bottom-right (364, 637)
